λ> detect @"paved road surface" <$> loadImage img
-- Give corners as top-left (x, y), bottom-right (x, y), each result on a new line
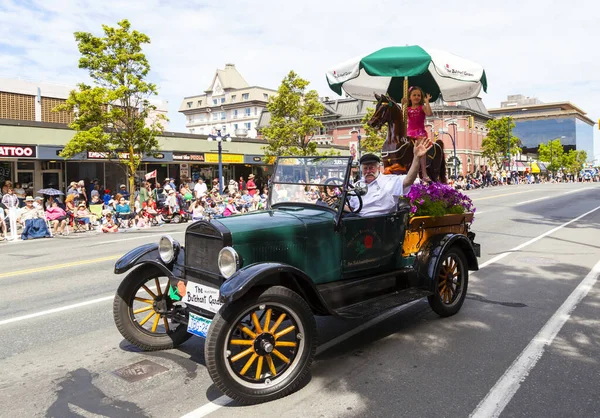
top-left (0, 182), bottom-right (599, 418)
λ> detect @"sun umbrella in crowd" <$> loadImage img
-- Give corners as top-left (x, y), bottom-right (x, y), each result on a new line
top-left (37, 188), bottom-right (64, 196)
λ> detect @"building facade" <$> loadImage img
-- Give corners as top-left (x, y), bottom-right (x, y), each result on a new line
top-left (489, 95), bottom-right (596, 162)
top-left (179, 64), bottom-right (276, 139)
top-left (258, 96), bottom-right (493, 177)
top-left (0, 77), bottom-right (169, 130)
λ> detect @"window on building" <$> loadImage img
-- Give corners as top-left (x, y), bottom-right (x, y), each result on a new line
top-left (189, 128), bottom-right (195, 134)
top-left (222, 125), bottom-right (227, 133)
top-left (231, 95), bottom-right (236, 102)
top-left (213, 99), bottom-right (218, 105)
top-left (199, 127), bottom-right (204, 134)
top-left (220, 111), bottom-right (226, 120)
top-left (187, 116), bottom-right (193, 123)
top-left (233, 109), bottom-right (238, 118)
top-left (254, 107), bottom-right (258, 115)
top-left (242, 93), bottom-right (249, 100)
top-left (263, 93), bottom-right (269, 100)
top-left (234, 123), bottom-right (238, 129)
top-left (244, 107), bottom-right (251, 116)
top-left (319, 127), bottom-right (326, 135)
top-left (197, 100), bottom-right (202, 106)
top-left (221, 97), bottom-right (225, 104)
top-left (245, 122), bottom-right (251, 130)
top-left (212, 112), bottom-right (217, 120)
top-left (187, 101), bottom-right (192, 108)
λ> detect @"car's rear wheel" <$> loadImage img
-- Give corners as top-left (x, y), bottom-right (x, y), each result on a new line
top-left (113, 267), bottom-right (191, 351)
top-left (427, 247), bottom-right (468, 317)
top-left (205, 286), bottom-right (317, 404)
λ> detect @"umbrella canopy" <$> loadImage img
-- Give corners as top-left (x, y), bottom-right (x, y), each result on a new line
top-left (326, 45), bottom-right (487, 102)
top-left (37, 188), bottom-right (64, 196)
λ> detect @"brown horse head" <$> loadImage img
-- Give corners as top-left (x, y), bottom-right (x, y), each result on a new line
top-left (367, 94), bottom-right (399, 130)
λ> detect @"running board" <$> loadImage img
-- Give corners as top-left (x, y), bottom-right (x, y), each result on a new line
top-left (333, 288), bottom-right (429, 319)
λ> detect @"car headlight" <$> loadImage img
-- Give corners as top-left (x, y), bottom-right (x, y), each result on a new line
top-left (158, 235), bottom-right (179, 264)
top-left (218, 247), bottom-right (240, 278)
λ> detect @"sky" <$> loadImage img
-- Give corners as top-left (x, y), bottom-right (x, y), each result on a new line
top-left (0, 0), bottom-right (599, 161)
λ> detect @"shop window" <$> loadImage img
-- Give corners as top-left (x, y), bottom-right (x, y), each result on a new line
top-left (17, 162), bottom-right (35, 170)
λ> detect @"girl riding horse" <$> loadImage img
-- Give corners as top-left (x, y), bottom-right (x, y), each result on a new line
top-left (367, 93), bottom-right (447, 183)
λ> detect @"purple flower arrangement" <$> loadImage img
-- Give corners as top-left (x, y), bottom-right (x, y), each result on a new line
top-left (404, 182), bottom-right (475, 219)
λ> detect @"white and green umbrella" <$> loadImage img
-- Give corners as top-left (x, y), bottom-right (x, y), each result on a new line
top-left (326, 45), bottom-right (487, 102)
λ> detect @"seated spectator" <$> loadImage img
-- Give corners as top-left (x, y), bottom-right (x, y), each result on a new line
top-left (101, 212), bottom-right (119, 233)
top-left (136, 208), bottom-right (151, 228)
top-left (74, 203), bottom-right (93, 230)
top-left (90, 194), bottom-right (102, 205)
top-left (222, 197), bottom-right (239, 217)
top-left (17, 196), bottom-right (45, 224)
top-left (189, 199), bottom-right (204, 221)
top-left (115, 197), bottom-right (133, 228)
top-left (45, 201), bottom-right (68, 235)
top-left (103, 189), bottom-right (112, 206)
top-left (64, 194), bottom-right (76, 217)
top-left (119, 184), bottom-right (130, 200)
top-left (33, 196), bottom-right (44, 209)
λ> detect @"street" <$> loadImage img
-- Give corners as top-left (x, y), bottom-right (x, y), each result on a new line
top-left (1, 182), bottom-right (600, 418)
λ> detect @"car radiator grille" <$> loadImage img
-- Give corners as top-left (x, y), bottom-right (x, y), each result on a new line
top-left (185, 223), bottom-right (224, 276)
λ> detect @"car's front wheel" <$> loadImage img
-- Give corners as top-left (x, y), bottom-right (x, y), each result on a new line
top-left (205, 286), bottom-right (317, 404)
top-left (427, 247), bottom-right (469, 317)
top-left (113, 266), bottom-right (191, 351)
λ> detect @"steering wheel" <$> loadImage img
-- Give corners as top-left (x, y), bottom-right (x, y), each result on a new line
top-left (323, 178), bottom-right (363, 214)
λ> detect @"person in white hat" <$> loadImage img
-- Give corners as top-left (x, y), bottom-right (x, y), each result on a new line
top-left (17, 196), bottom-right (45, 226)
top-left (247, 174), bottom-right (257, 196)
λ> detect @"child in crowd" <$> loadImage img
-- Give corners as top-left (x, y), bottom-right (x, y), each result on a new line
top-left (102, 212), bottom-right (118, 233)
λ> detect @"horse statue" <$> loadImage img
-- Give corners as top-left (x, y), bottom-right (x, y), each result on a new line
top-left (367, 93), bottom-right (447, 183)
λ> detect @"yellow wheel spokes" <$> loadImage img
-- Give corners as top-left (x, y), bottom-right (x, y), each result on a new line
top-left (255, 356), bottom-right (264, 380)
top-left (133, 279), bottom-right (173, 334)
top-left (228, 307), bottom-right (299, 383)
top-left (133, 305), bottom-right (154, 315)
top-left (240, 353), bottom-right (258, 376)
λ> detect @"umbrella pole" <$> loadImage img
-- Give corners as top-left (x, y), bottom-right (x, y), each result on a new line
top-left (403, 77), bottom-right (408, 138)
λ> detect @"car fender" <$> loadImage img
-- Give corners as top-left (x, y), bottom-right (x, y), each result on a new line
top-left (415, 233), bottom-right (479, 291)
top-left (114, 243), bottom-right (183, 279)
top-left (219, 263), bottom-right (332, 315)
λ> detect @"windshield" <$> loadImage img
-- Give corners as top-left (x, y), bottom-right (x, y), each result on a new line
top-left (270, 156), bottom-right (352, 207)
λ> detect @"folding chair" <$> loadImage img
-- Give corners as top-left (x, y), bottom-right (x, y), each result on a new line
top-left (89, 204), bottom-right (103, 229)
top-left (69, 213), bottom-right (89, 233)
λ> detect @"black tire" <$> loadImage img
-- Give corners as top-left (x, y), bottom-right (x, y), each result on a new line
top-left (205, 286), bottom-right (317, 404)
top-left (427, 247), bottom-right (469, 317)
top-left (113, 266), bottom-right (191, 351)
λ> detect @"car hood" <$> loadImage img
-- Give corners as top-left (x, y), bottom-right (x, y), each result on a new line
top-left (213, 207), bottom-right (335, 244)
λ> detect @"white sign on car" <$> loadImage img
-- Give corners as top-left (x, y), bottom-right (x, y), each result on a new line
top-left (184, 281), bottom-right (223, 314)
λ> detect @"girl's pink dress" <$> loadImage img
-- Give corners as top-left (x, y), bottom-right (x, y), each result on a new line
top-left (407, 106), bottom-right (427, 138)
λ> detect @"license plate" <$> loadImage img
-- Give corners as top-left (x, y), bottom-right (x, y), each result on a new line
top-left (187, 312), bottom-right (212, 338)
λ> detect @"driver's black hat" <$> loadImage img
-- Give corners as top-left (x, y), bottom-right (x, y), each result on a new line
top-left (359, 153), bottom-right (381, 165)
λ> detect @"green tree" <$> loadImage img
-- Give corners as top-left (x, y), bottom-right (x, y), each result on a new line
top-left (56, 19), bottom-right (166, 203)
top-left (262, 71), bottom-right (336, 158)
top-left (360, 107), bottom-right (387, 153)
top-left (560, 149), bottom-right (587, 176)
top-left (481, 117), bottom-right (522, 169)
top-left (537, 138), bottom-right (565, 175)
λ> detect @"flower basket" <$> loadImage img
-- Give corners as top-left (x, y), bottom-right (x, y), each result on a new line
top-left (401, 183), bottom-right (476, 256)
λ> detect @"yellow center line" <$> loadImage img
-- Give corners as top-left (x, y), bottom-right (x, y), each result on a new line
top-left (0, 255), bottom-right (120, 278)
top-left (475, 190), bottom-right (531, 201)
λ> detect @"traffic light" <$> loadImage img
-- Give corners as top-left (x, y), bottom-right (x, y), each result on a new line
top-left (468, 116), bottom-right (474, 129)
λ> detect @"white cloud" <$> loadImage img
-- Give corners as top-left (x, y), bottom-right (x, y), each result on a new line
top-left (1, 0), bottom-right (599, 159)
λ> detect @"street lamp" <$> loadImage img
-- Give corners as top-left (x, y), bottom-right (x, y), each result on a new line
top-left (350, 128), bottom-right (362, 160)
top-left (438, 126), bottom-right (457, 178)
top-left (207, 129), bottom-right (231, 194)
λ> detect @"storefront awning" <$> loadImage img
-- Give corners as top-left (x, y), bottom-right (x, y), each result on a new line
top-left (531, 162), bottom-right (541, 174)
top-left (537, 162), bottom-right (548, 172)
top-left (516, 161), bottom-right (526, 172)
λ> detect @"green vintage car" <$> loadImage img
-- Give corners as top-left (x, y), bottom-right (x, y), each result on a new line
top-left (112, 156), bottom-right (480, 404)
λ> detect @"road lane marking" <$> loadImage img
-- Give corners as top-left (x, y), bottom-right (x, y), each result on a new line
top-left (0, 295), bottom-right (115, 326)
top-left (470, 259), bottom-right (600, 418)
top-left (476, 191), bottom-right (530, 200)
top-left (0, 284), bottom-right (157, 326)
top-left (0, 255), bottom-right (121, 279)
top-left (515, 187), bottom-right (590, 206)
top-left (477, 204), bottom-right (600, 270)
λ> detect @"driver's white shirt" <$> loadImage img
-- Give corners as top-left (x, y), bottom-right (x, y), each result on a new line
top-left (349, 174), bottom-right (412, 216)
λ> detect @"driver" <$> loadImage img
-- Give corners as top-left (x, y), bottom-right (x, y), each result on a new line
top-left (349, 138), bottom-right (431, 216)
